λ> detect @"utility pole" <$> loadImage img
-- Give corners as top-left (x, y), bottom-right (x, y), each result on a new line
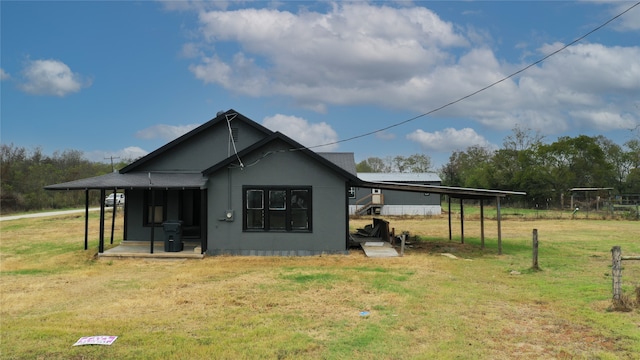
top-left (105, 156), bottom-right (120, 172)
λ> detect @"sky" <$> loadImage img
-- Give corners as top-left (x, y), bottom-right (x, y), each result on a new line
top-left (1, 1), bottom-right (639, 169)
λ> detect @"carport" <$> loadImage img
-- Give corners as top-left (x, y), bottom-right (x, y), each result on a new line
top-left (358, 181), bottom-right (526, 254)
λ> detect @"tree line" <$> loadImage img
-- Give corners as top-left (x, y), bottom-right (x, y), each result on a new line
top-left (357, 127), bottom-right (640, 208)
top-left (2, 128), bottom-right (639, 214)
top-left (0, 144), bottom-right (131, 214)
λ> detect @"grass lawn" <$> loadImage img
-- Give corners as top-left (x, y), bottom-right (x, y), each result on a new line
top-left (1, 210), bottom-right (639, 359)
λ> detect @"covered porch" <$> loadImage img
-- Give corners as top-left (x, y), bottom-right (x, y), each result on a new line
top-left (99, 241), bottom-right (205, 259)
top-left (45, 171), bottom-right (208, 259)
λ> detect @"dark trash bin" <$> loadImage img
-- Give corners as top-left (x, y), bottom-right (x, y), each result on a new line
top-left (163, 221), bottom-right (183, 252)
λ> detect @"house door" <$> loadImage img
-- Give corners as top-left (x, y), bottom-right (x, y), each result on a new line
top-left (180, 189), bottom-right (202, 238)
top-left (372, 189), bottom-right (382, 204)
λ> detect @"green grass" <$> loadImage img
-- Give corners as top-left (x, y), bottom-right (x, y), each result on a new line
top-left (1, 211), bottom-right (639, 359)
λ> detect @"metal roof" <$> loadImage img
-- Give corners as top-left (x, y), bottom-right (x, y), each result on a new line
top-left (358, 172), bottom-right (441, 183)
top-left (44, 172), bottom-right (207, 190)
top-left (359, 181), bottom-right (526, 199)
top-left (318, 152), bottom-right (357, 176)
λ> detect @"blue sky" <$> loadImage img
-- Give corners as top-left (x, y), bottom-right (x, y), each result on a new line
top-left (2, 1), bottom-right (639, 169)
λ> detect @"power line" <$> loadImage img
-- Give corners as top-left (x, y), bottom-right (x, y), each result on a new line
top-left (304, 1), bottom-right (640, 151)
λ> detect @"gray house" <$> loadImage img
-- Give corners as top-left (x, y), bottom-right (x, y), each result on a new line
top-left (350, 173), bottom-right (442, 216)
top-left (46, 110), bottom-right (359, 256)
top-left (47, 109), bottom-right (526, 257)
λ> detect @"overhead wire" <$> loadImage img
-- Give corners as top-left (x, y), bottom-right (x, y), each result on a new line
top-left (299, 1), bottom-right (640, 151)
top-left (228, 1), bottom-right (639, 168)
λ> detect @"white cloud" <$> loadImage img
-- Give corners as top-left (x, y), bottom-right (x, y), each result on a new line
top-left (135, 124), bottom-right (201, 141)
top-left (569, 110), bottom-right (638, 131)
top-left (406, 128), bottom-right (495, 152)
top-left (262, 114), bottom-right (339, 151)
top-left (188, 3), bottom-right (467, 108)
top-left (0, 68), bottom-right (9, 80)
top-left (19, 59), bottom-right (90, 96)
top-left (608, 2), bottom-right (640, 32)
top-left (375, 131), bottom-right (396, 140)
top-left (85, 146), bottom-right (149, 163)
top-left (177, 2), bottom-right (639, 137)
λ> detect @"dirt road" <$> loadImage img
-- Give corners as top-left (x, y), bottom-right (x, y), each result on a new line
top-left (0, 208), bottom-right (101, 222)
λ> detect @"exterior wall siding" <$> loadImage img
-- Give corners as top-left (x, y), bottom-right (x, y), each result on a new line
top-left (349, 204), bottom-right (441, 216)
top-left (206, 139), bottom-right (349, 255)
top-left (132, 121), bottom-right (269, 172)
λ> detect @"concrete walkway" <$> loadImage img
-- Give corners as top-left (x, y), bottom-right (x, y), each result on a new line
top-left (360, 241), bottom-right (399, 258)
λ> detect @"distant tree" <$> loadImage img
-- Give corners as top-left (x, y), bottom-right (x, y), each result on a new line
top-left (490, 126), bottom-right (545, 203)
top-left (390, 154), bottom-right (432, 173)
top-left (0, 144), bottom-right (112, 213)
top-left (356, 157), bottom-right (390, 173)
top-left (502, 124), bottom-right (544, 151)
top-left (439, 145), bottom-right (493, 187)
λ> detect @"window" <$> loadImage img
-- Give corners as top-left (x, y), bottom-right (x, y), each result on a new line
top-left (144, 190), bottom-right (167, 226)
top-left (243, 187), bottom-right (311, 232)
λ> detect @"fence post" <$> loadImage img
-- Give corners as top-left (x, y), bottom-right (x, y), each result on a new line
top-left (611, 246), bottom-right (622, 303)
top-left (532, 229), bottom-right (540, 270)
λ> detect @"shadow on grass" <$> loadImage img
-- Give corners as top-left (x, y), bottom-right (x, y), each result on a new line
top-left (406, 235), bottom-right (532, 258)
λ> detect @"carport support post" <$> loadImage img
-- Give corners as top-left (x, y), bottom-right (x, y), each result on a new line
top-left (497, 196), bottom-right (502, 255)
top-left (99, 188), bottom-right (105, 253)
top-left (480, 199), bottom-right (485, 249)
top-left (460, 198), bottom-right (464, 244)
top-left (84, 189), bottom-right (89, 250)
top-left (110, 188), bottom-right (117, 244)
top-left (448, 196), bottom-right (452, 241)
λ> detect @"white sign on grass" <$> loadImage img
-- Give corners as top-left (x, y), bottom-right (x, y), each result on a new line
top-left (73, 336), bottom-right (118, 346)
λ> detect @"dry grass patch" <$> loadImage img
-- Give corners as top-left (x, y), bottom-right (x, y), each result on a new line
top-left (1, 212), bottom-right (639, 359)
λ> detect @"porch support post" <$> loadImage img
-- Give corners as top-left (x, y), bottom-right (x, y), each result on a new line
top-left (123, 189), bottom-right (128, 240)
top-left (448, 196), bottom-right (452, 241)
top-left (480, 199), bottom-right (485, 249)
top-left (497, 196), bottom-right (502, 255)
top-left (110, 188), bottom-right (117, 244)
top-left (99, 188), bottom-right (105, 253)
top-left (84, 189), bottom-right (89, 250)
top-left (150, 189), bottom-right (155, 254)
top-left (200, 188), bottom-right (207, 254)
top-left (460, 198), bottom-right (464, 244)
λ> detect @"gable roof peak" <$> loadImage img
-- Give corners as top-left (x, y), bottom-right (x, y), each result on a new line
top-left (120, 109), bottom-right (272, 173)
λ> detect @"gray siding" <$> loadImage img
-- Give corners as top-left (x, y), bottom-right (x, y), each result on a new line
top-left (349, 183), bottom-right (441, 206)
top-left (206, 139), bottom-right (349, 255)
top-left (132, 121), bottom-right (269, 172)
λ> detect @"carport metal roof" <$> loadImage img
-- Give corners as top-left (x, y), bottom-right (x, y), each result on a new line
top-left (358, 181), bottom-right (526, 199)
top-left (358, 181), bottom-right (527, 255)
